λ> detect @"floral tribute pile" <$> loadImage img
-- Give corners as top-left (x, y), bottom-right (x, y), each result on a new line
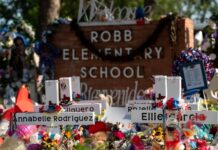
top-left (0, 85), bottom-right (217, 150)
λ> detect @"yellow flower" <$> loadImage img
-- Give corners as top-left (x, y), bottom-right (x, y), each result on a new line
top-left (65, 131), bottom-right (71, 138)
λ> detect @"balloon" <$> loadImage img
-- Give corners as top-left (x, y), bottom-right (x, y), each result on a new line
top-left (15, 125), bottom-right (37, 140)
top-left (0, 137), bottom-right (3, 145)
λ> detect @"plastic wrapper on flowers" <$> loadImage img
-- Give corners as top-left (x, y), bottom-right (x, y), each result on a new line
top-left (45, 122), bottom-right (164, 149)
top-left (172, 48), bottom-right (215, 81)
top-left (0, 119), bottom-right (217, 149)
top-left (0, 91), bottom-right (217, 149)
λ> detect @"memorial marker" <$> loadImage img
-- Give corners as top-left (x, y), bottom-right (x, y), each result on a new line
top-left (14, 112), bottom-right (95, 125)
top-left (153, 75), bottom-right (167, 103)
top-left (71, 76), bottom-right (81, 98)
top-left (64, 103), bottom-right (101, 114)
top-left (131, 109), bottom-right (218, 124)
top-left (45, 80), bottom-right (59, 105)
top-left (59, 77), bottom-right (73, 101)
top-left (167, 76), bottom-right (182, 100)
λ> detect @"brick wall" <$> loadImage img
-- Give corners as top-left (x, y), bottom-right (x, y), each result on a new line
top-left (50, 18), bottom-right (194, 106)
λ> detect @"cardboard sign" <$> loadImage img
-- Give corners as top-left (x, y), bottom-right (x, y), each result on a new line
top-left (131, 110), bottom-right (218, 124)
top-left (167, 76), bottom-right (182, 100)
top-left (14, 112), bottom-right (95, 125)
top-left (64, 103), bottom-right (101, 114)
top-left (45, 80), bottom-right (59, 105)
top-left (59, 77), bottom-right (73, 101)
top-left (51, 18), bottom-right (194, 106)
top-left (153, 75), bottom-right (167, 103)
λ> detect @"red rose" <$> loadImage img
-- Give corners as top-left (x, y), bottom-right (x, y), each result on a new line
top-left (131, 135), bottom-right (144, 149)
top-left (113, 131), bottom-right (125, 140)
top-left (157, 101), bottom-right (163, 108)
top-left (210, 126), bottom-right (218, 136)
top-left (74, 134), bottom-right (81, 140)
top-left (39, 106), bottom-right (44, 112)
top-left (76, 94), bottom-right (81, 99)
top-left (166, 98), bottom-right (174, 109)
top-left (55, 105), bottom-right (62, 111)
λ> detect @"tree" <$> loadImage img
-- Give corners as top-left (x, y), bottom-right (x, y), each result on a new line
top-left (60, 0), bottom-right (79, 19)
top-left (1, 0), bottom-right (218, 38)
top-left (38, 0), bottom-right (61, 37)
top-left (144, 0), bottom-right (156, 17)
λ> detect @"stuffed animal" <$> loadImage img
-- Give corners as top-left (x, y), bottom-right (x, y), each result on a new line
top-left (135, 6), bottom-right (145, 25)
top-left (165, 117), bottom-right (184, 150)
top-left (99, 94), bottom-right (113, 107)
top-left (88, 122), bottom-right (111, 148)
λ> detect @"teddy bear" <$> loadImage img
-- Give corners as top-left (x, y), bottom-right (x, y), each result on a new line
top-left (88, 122), bottom-right (111, 148)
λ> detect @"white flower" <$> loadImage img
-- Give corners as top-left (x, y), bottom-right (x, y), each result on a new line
top-left (29, 132), bottom-right (40, 143)
top-left (54, 133), bottom-right (61, 140)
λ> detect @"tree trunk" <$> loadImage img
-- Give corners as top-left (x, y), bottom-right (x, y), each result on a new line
top-left (144, 0), bottom-right (156, 17)
top-left (214, 23), bottom-right (218, 67)
top-left (38, 0), bottom-right (61, 38)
